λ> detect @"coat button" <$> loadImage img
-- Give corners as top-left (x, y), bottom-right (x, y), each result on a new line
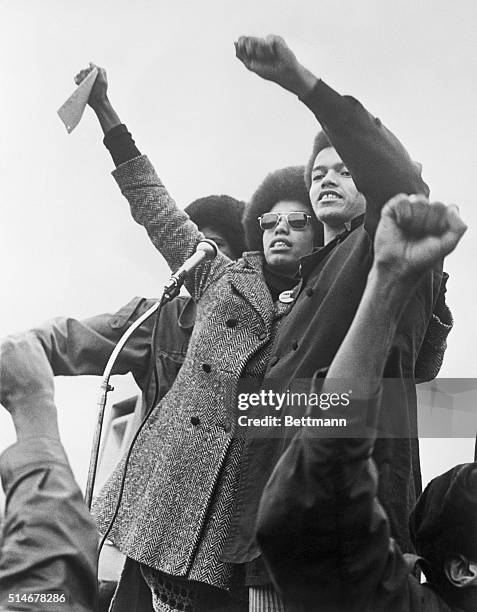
top-left (292, 341), bottom-right (299, 350)
top-left (258, 332), bottom-right (267, 341)
top-left (202, 363), bottom-right (212, 373)
top-left (269, 355), bottom-right (279, 367)
top-left (190, 416), bottom-right (200, 426)
top-left (226, 318), bottom-right (238, 328)
top-left (223, 421), bottom-right (232, 433)
top-left (306, 287), bottom-right (314, 297)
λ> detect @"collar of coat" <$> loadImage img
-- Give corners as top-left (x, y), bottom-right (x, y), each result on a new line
top-left (225, 251), bottom-right (275, 330)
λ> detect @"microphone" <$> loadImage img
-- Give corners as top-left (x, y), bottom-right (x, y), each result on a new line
top-left (163, 239), bottom-right (218, 301)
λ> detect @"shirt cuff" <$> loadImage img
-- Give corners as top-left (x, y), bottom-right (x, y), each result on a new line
top-left (0, 438), bottom-right (69, 493)
top-left (103, 123), bottom-right (141, 167)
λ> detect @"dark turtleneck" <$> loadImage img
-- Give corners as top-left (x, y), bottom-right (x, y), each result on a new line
top-left (263, 264), bottom-right (299, 302)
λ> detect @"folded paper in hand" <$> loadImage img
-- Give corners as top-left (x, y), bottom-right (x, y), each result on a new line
top-left (57, 67), bottom-right (98, 133)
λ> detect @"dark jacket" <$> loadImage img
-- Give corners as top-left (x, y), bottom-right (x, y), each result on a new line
top-left (256, 397), bottom-right (460, 612)
top-left (33, 296), bottom-right (196, 416)
top-left (225, 80), bottom-right (444, 562)
top-left (0, 439), bottom-right (97, 611)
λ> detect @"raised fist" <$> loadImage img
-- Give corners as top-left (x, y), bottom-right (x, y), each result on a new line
top-left (373, 194), bottom-right (467, 280)
top-left (0, 333), bottom-right (54, 415)
top-left (74, 62), bottom-right (108, 109)
top-left (235, 35), bottom-right (313, 96)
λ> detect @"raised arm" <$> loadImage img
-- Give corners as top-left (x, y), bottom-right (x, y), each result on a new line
top-left (322, 196), bottom-right (465, 397)
top-left (256, 196), bottom-right (466, 610)
top-left (31, 297), bottom-right (154, 382)
top-left (75, 64), bottom-right (229, 299)
top-left (0, 297), bottom-right (156, 415)
top-left (235, 35), bottom-right (428, 236)
top-left (0, 335), bottom-right (97, 611)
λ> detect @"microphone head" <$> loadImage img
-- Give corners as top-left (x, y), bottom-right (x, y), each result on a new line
top-left (196, 239), bottom-right (218, 260)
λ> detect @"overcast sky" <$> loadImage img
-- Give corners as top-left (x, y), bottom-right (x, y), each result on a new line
top-left (0, 0), bottom-right (476, 489)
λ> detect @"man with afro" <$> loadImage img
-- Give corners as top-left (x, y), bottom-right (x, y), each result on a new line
top-left (235, 35), bottom-right (454, 561)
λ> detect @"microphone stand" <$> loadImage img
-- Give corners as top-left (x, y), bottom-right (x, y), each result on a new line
top-left (85, 299), bottom-right (162, 509)
top-left (84, 239), bottom-right (217, 509)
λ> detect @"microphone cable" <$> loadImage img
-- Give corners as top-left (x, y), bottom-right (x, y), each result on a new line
top-left (95, 294), bottom-right (166, 567)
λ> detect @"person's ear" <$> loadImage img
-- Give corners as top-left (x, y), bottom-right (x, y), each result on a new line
top-left (444, 555), bottom-right (477, 588)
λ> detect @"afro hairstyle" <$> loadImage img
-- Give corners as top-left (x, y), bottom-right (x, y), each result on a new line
top-left (185, 195), bottom-right (246, 259)
top-left (304, 130), bottom-right (332, 190)
top-left (409, 463), bottom-right (477, 589)
top-left (243, 165), bottom-right (323, 252)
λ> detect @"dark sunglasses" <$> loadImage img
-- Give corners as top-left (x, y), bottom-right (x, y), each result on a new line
top-left (258, 211), bottom-right (312, 231)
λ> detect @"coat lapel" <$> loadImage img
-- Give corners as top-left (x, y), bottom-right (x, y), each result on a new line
top-left (229, 253), bottom-right (275, 330)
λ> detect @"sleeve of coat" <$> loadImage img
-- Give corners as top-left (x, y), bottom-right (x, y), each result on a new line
top-left (414, 272), bottom-right (453, 383)
top-left (0, 439), bottom-right (98, 611)
top-left (111, 155), bottom-right (230, 301)
top-left (300, 79), bottom-right (429, 239)
top-left (30, 297), bottom-right (156, 388)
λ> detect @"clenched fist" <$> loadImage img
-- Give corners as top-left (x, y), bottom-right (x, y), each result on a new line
top-left (235, 35), bottom-right (317, 98)
top-left (373, 194), bottom-right (467, 280)
top-left (0, 333), bottom-right (54, 415)
top-left (75, 62), bottom-right (108, 110)
top-left (0, 333), bottom-right (58, 441)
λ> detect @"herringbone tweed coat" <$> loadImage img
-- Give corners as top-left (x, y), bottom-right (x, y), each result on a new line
top-left (93, 155), bottom-right (277, 584)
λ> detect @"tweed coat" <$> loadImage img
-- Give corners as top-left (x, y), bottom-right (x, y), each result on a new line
top-left (93, 154), bottom-right (276, 579)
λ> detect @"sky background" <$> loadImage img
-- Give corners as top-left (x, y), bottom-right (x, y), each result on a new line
top-left (0, 0), bottom-right (476, 491)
